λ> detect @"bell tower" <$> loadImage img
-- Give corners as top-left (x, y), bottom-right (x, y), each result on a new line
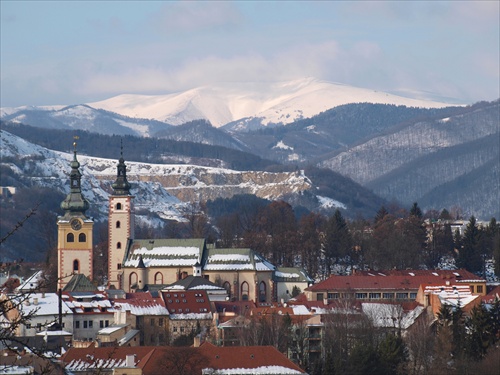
top-left (57, 139), bottom-right (93, 290)
top-left (108, 142), bottom-right (134, 289)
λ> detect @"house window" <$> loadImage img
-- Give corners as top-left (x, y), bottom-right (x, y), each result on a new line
top-left (73, 259), bottom-right (79, 272)
top-left (26, 323), bottom-right (31, 329)
top-left (316, 293), bottom-right (324, 301)
top-left (84, 321), bottom-right (88, 329)
top-left (116, 221), bottom-right (121, 229)
top-left (241, 282), bottom-right (249, 301)
top-left (180, 327), bottom-right (185, 333)
top-left (89, 321), bottom-right (93, 328)
top-left (476, 285), bottom-right (483, 293)
top-left (67, 233), bottom-right (74, 242)
top-left (75, 321), bottom-right (80, 329)
top-left (355, 293), bottom-right (367, 299)
top-left (78, 233), bottom-right (86, 242)
top-left (383, 293), bottom-right (394, 299)
top-left (155, 272), bottom-right (163, 284)
top-left (117, 242), bottom-right (121, 249)
top-left (100, 321), bottom-right (104, 328)
top-left (105, 320), bottom-right (109, 327)
top-left (151, 318), bottom-right (155, 326)
top-left (369, 293), bottom-right (381, 299)
top-left (116, 203), bottom-right (122, 210)
top-left (410, 293), bottom-right (417, 299)
top-left (327, 293), bottom-right (339, 299)
top-left (159, 318), bottom-right (164, 327)
top-left (396, 293), bottom-right (408, 299)
top-left (173, 327), bottom-right (177, 332)
top-left (259, 281), bottom-right (266, 302)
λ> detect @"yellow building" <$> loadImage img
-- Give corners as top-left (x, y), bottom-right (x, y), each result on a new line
top-left (57, 143), bottom-right (93, 290)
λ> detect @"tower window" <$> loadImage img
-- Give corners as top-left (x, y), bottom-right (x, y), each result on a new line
top-left (67, 233), bottom-right (74, 242)
top-left (116, 221), bottom-right (121, 229)
top-left (117, 242), bottom-right (121, 249)
top-left (116, 203), bottom-right (122, 210)
top-left (78, 233), bottom-right (86, 242)
top-left (73, 259), bottom-right (79, 272)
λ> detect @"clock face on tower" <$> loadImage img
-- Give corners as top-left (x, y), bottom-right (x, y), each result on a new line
top-left (70, 218), bottom-right (82, 230)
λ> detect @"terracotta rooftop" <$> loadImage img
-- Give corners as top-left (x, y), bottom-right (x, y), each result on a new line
top-left (307, 269), bottom-right (484, 292)
top-left (160, 290), bottom-right (212, 317)
top-left (199, 342), bottom-right (306, 374)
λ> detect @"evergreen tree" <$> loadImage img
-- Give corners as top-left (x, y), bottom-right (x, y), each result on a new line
top-left (409, 202), bottom-right (423, 219)
top-left (378, 333), bottom-right (408, 375)
top-left (439, 208), bottom-right (452, 220)
top-left (375, 206), bottom-right (389, 224)
top-left (324, 209), bottom-right (352, 275)
top-left (456, 216), bottom-right (482, 274)
top-left (465, 303), bottom-right (494, 359)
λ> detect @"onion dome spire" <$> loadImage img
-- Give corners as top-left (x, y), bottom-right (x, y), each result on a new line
top-left (112, 139), bottom-right (131, 196)
top-left (60, 138), bottom-right (90, 217)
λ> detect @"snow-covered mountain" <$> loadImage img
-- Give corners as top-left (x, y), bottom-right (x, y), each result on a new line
top-left (0, 130), bottom-right (321, 224)
top-left (87, 78), bottom-right (457, 129)
top-left (1, 78), bottom-right (459, 136)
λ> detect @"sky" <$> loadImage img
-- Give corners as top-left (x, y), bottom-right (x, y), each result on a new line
top-left (1, 1), bottom-right (499, 107)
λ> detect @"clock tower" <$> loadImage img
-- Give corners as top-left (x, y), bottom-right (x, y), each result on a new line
top-left (108, 144), bottom-right (134, 289)
top-left (57, 141), bottom-right (93, 290)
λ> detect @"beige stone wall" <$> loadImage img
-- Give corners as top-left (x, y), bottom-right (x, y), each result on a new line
top-left (108, 196), bottom-right (134, 289)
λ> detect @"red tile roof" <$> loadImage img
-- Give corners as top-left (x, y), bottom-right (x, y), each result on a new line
top-left (62, 344), bottom-right (306, 374)
top-left (307, 269), bottom-right (484, 292)
top-left (160, 290), bottom-right (212, 315)
top-left (199, 342), bottom-right (306, 373)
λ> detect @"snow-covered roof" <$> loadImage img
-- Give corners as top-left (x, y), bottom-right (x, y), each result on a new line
top-left (202, 366), bottom-right (304, 374)
top-left (11, 293), bottom-right (72, 316)
top-left (273, 267), bottom-right (313, 283)
top-left (203, 248), bottom-right (275, 272)
top-left (362, 303), bottom-right (424, 329)
top-left (124, 239), bottom-right (205, 268)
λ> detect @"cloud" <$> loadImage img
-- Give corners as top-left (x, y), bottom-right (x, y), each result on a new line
top-left (150, 1), bottom-right (243, 34)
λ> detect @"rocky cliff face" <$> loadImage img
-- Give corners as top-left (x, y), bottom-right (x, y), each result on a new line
top-left (94, 167), bottom-right (312, 204)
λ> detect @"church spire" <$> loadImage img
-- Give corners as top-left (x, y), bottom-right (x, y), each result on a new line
top-left (112, 139), bottom-right (131, 196)
top-left (60, 138), bottom-right (90, 217)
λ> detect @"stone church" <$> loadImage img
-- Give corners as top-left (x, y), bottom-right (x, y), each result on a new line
top-left (57, 145), bottom-right (312, 302)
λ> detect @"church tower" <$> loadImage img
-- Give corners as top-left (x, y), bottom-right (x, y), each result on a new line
top-left (108, 144), bottom-right (134, 289)
top-left (57, 141), bottom-right (93, 290)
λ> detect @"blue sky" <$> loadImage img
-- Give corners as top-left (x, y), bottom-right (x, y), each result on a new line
top-left (1, 1), bottom-right (498, 107)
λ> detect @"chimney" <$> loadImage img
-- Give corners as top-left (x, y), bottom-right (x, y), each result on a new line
top-left (125, 354), bottom-right (136, 367)
top-left (33, 298), bottom-right (38, 305)
top-left (193, 336), bottom-right (201, 347)
top-left (323, 298), bottom-right (328, 306)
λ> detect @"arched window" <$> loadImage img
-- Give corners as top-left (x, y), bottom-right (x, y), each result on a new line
top-left (67, 233), bottom-right (74, 242)
top-left (116, 203), bottom-right (122, 210)
top-left (78, 233), bottom-right (86, 242)
top-left (259, 281), bottom-right (267, 302)
top-left (223, 281), bottom-right (231, 297)
top-left (129, 272), bottom-right (138, 290)
top-left (117, 242), bottom-right (122, 249)
top-left (73, 259), bottom-right (79, 272)
top-left (116, 221), bottom-right (121, 229)
top-left (241, 282), bottom-right (249, 301)
top-left (154, 272), bottom-right (163, 284)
